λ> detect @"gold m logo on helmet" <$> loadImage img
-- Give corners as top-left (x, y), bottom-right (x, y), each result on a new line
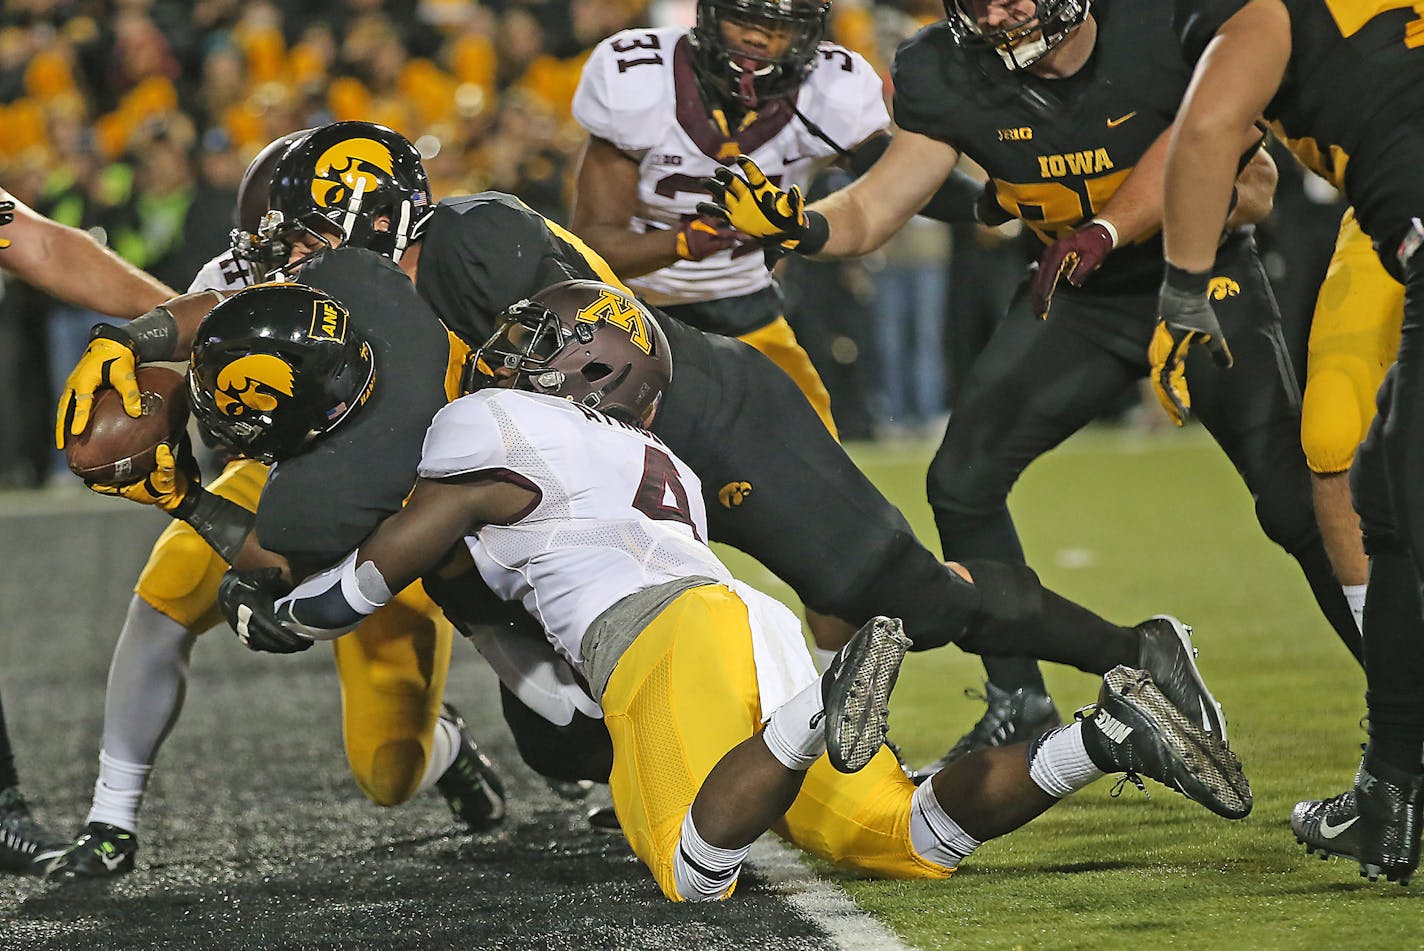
top-left (576, 289), bottom-right (652, 355)
top-left (309, 298), bottom-right (348, 342)
top-left (310, 137), bottom-right (395, 209)
top-left (1208, 277), bottom-right (1241, 300)
top-left (214, 354), bottom-right (296, 417)
top-left (717, 481), bottom-right (752, 509)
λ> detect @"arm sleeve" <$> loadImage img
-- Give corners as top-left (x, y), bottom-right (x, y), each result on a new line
top-left (276, 550), bottom-right (393, 639)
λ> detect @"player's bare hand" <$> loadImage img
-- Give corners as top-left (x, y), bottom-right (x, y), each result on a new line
top-left (1150, 265), bottom-right (1233, 425)
top-left (698, 156), bottom-right (821, 250)
top-left (55, 325), bottom-right (140, 448)
top-left (87, 440), bottom-right (198, 513)
top-left (220, 568), bottom-right (313, 654)
top-left (675, 215), bottom-right (744, 261)
top-left (1032, 220), bottom-right (1116, 318)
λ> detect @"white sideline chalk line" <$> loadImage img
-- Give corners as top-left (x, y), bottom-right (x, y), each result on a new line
top-left (747, 837), bottom-right (914, 951)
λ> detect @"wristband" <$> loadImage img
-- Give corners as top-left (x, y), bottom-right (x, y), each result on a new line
top-left (1087, 217), bottom-right (1119, 249)
top-left (124, 305), bottom-right (179, 362)
top-left (177, 488), bottom-right (256, 565)
top-left (1162, 261), bottom-right (1211, 296)
top-left (795, 210), bottom-right (830, 256)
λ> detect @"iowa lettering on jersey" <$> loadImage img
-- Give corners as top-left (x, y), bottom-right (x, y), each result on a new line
top-left (1038, 148), bottom-right (1115, 178)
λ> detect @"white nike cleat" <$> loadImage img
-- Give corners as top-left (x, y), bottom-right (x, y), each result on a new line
top-left (1292, 789), bottom-right (1361, 862)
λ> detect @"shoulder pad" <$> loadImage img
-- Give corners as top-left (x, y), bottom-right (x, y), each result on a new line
top-left (573, 28), bottom-right (681, 153)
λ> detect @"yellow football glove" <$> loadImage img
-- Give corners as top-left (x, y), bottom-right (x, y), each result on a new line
top-left (1150, 266), bottom-right (1234, 426)
top-left (88, 442), bottom-right (198, 514)
top-left (55, 325), bottom-right (141, 449)
top-left (698, 155), bottom-right (828, 253)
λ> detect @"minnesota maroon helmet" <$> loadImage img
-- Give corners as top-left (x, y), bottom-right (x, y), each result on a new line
top-left (470, 281), bottom-right (672, 426)
top-left (229, 129), bottom-right (314, 283)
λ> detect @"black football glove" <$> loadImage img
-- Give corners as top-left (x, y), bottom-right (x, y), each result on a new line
top-left (219, 567), bottom-right (313, 654)
top-left (1150, 264), bottom-right (1234, 426)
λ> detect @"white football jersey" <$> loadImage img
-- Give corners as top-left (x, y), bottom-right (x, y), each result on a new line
top-left (419, 389), bottom-right (731, 675)
top-left (573, 27), bottom-right (889, 307)
top-left (187, 248), bottom-right (258, 294)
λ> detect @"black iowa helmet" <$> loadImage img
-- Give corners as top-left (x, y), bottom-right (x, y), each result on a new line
top-left (266, 121), bottom-right (432, 265)
top-left (228, 128), bottom-right (315, 284)
top-left (470, 281), bottom-right (672, 426)
top-left (189, 283), bottom-right (376, 464)
top-left (690, 0), bottom-right (829, 108)
top-left (943, 0), bottom-right (1090, 70)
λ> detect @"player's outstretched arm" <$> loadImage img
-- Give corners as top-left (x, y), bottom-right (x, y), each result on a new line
top-left (570, 137), bottom-right (743, 278)
top-left (0, 189), bottom-right (174, 318)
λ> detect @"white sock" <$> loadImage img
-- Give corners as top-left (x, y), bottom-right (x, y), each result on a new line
top-left (1343, 583), bottom-right (1367, 635)
top-left (761, 674), bottom-right (827, 771)
top-left (1027, 721), bottom-right (1105, 798)
top-left (671, 810), bottom-right (749, 901)
top-left (86, 751), bottom-right (152, 832)
top-left (909, 781), bottom-right (982, 869)
top-left (415, 715), bottom-right (462, 794)
top-left (812, 647), bottom-right (838, 673)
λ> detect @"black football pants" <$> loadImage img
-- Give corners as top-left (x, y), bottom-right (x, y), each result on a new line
top-left (927, 233), bottom-right (1360, 694)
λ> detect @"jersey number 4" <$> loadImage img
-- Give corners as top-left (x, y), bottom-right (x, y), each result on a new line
top-left (633, 445), bottom-right (700, 540)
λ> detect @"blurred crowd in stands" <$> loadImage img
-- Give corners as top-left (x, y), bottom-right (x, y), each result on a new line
top-left (0, 0), bottom-right (1346, 485)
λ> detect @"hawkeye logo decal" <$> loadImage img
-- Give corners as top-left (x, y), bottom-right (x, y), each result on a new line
top-left (576, 289), bottom-right (654, 355)
top-left (718, 481), bottom-right (753, 508)
top-left (215, 354), bottom-right (296, 417)
top-left (309, 298), bottom-right (348, 342)
top-left (311, 138), bottom-right (394, 209)
top-left (1208, 277), bottom-right (1241, 300)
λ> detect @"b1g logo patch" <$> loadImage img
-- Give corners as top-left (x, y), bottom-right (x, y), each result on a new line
top-left (214, 354), bottom-right (296, 417)
top-left (309, 298), bottom-right (348, 342)
top-left (718, 481), bottom-right (752, 508)
top-left (1209, 277), bottom-right (1241, 300)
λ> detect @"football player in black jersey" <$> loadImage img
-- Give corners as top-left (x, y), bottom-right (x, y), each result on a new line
top-left (66, 121), bottom-right (1246, 806)
top-left (701, 0), bottom-right (1362, 776)
top-left (1162, 0), bottom-right (1424, 886)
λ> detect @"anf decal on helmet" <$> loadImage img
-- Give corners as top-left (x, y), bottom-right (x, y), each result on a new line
top-left (308, 298), bottom-right (349, 342)
top-left (214, 354), bottom-right (296, 417)
top-left (576, 288), bottom-right (655, 355)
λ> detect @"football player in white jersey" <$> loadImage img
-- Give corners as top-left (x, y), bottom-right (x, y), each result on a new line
top-left (570, 0), bottom-right (889, 441)
top-left (42, 133), bottom-right (506, 879)
top-left (218, 279), bottom-right (1253, 901)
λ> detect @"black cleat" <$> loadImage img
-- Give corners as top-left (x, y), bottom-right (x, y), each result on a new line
top-left (1135, 615), bottom-right (1228, 743)
top-left (1292, 788), bottom-right (1361, 863)
top-left (40, 822), bottom-right (137, 879)
top-left (910, 682), bottom-right (1061, 784)
top-left (1081, 666), bottom-right (1252, 819)
top-left (0, 788), bottom-right (65, 875)
top-left (822, 616), bottom-right (911, 773)
top-left (436, 704), bottom-right (507, 832)
top-left (1355, 758), bottom-right (1423, 885)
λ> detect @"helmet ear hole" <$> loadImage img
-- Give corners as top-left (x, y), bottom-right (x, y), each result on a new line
top-left (581, 361), bottom-right (614, 383)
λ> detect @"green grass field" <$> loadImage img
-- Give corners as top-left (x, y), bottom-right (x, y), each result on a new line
top-left (716, 424), bottom-right (1423, 950)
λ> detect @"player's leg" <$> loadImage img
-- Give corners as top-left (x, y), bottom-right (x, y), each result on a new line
top-left (331, 581), bottom-right (505, 830)
top-left (654, 321), bottom-right (1143, 678)
top-left (923, 287), bottom-right (1142, 766)
top-left (1301, 209), bottom-right (1404, 630)
top-left (45, 458), bottom-right (268, 879)
top-left (735, 315), bottom-right (838, 439)
top-left (1183, 233), bottom-right (1362, 661)
top-left (0, 689), bottom-right (64, 873)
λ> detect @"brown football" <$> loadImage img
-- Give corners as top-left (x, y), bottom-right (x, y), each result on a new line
top-left (65, 365), bottom-right (190, 486)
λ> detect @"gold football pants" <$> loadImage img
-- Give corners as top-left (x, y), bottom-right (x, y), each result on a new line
top-left (134, 457), bottom-right (453, 806)
top-left (1303, 208), bottom-right (1404, 474)
top-left (600, 584), bottom-right (951, 902)
top-left (737, 317), bottom-right (839, 440)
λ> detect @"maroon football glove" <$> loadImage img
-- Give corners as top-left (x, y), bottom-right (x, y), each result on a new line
top-left (675, 215), bottom-right (743, 261)
top-left (1031, 220), bottom-right (1117, 318)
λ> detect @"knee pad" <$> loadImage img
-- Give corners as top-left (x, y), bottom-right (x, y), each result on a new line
top-left (134, 522), bottom-right (227, 630)
top-left (1303, 362), bottom-right (1377, 474)
top-left (352, 738), bottom-right (427, 807)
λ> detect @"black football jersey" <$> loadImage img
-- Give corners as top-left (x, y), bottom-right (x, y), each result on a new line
top-left (893, 0), bottom-right (1191, 293)
top-left (1176, 0), bottom-right (1424, 259)
top-left (256, 248), bottom-right (453, 574)
top-left (414, 193), bottom-right (619, 344)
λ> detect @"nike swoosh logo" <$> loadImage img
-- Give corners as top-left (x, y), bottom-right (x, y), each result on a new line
top-left (809, 709), bottom-right (826, 731)
top-left (1106, 112), bottom-right (1136, 128)
top-left (1319, 814), bottom-right (1359, 839)
top-left (784, 154), bottom-right (811, 165)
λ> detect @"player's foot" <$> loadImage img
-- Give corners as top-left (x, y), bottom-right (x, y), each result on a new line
top-left (39, 822), bottom-right (137, 879)
top-left (0, 788), bottom-right (65, 874)
top-left (823, 616), bottom-right (911, 773)
top-left (436, 704), bottom-right (507, 832)
top-left (1355, 758), bottom-right (1423, 885)
top-left (1081, 665), bottom-right (1252, 819)
top-left (1134, 615), bottom-right (1229, 742)
top-left (1292, 787), bottom-right (1361, 862)
top-left (910, 682), bottom-right (1061, 784)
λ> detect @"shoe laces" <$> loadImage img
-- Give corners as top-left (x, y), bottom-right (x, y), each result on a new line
top-left (1109, 772), bottom-right (1149, 801)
